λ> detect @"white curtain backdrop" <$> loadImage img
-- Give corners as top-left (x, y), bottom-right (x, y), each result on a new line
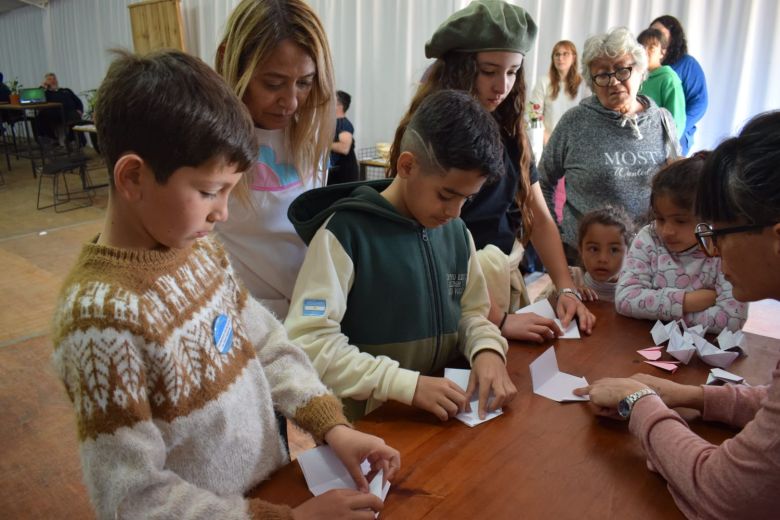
top-left (1, 0), bottom-right (778, 154)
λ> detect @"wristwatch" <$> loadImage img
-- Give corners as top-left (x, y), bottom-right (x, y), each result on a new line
top-left (557, 287), bottom-right (581, 301)
top-left (618, 388), bottom-right (657, 419)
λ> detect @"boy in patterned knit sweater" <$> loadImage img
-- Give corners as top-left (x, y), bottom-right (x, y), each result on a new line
top-left (51, 50), bottom-right (399, 520)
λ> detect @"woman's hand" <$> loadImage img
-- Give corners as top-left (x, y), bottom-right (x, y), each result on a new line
top-left (556, 293), bottom-right (596, 334)
top-left (501, 311), bottom-right (562, 343)
top-left (324, 425), bottom-right (400, 492)
top-left (573, 377), bottom-right (649, 419)
top-left (412, 375), bottom-right (468, 421)
top-left (293, 489), bottom-right (383, 520)
top-left (630, 373), bottom-right (704, 410)
top-left (467, 350), bottom-right (518, 419)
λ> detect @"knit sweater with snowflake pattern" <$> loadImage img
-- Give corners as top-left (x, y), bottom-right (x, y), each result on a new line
top-left (52, 235), bottom-right (348, 520)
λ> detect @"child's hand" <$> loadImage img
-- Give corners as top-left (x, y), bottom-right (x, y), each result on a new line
top-left (683, 289), bottom-right (717, 313)
top-left (293, 488), bottom-right (383, 519)
top-left (324, 425), bottom-right (400, 492)
top-left (412, 375), bottom-right (468, 421)
top-left (467, 350), bottom-right (517, 419)
top-left (501, 312), bottom-right (562, 343)
top-left (577, 286), bottom-right (600, 302)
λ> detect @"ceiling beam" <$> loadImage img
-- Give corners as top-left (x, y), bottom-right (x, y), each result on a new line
top-left (19, 0), bottom-right (48, 8)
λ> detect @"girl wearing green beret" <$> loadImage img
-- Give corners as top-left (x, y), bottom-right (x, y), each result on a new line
top-left (389, 0), bottom-right (596, 343)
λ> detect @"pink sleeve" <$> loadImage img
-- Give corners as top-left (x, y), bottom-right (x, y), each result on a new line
top-left (615, 227), bottom-right (685, 321)
top-left (628, 363), bottom-right (780, 519)
top-left (702, 383), bottom-right (768, 428)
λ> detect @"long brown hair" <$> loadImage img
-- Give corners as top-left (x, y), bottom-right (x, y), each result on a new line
top-left (388, 52), bottom-right (534, 242)
top-left (548, 40), bottom-right (583, 100)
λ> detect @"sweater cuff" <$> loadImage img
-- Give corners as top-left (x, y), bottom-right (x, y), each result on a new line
top-left (294, 394), bottom-right (350, 443)
top-left (247, 498), bottom-right (294, 519)
top-left (388, 368), bottom-right (419, 406)
top-left (701, 384), bottom-right (734, 423)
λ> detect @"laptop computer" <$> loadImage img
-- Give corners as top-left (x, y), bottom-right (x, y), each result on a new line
top-left (18, 87), bottom-right (47, 105)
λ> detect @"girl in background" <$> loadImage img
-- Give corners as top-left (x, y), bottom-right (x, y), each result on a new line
top-left (615, 153), bottom-right (747, 332)
top-left (391, 0), bottom-right (595, 343)
top-left (529, 40), bottom-right (590, 225)
top-left (216, 0), bottom-right (335, 319)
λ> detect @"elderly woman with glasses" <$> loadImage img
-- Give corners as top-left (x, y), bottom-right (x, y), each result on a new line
top-left (540, 27), bottom-right (679, 263)
top-left (573, 110), bottom-right (780, 519)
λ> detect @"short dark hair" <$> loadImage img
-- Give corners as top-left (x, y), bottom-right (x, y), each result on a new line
top-left (651, 152), bottom-right (710, 213)
top-left (637, 28), bottom-right (667, 49)
top-left (95, 49), bottom-right (256, 185)
top-left (577, 206), bottom-right (634, 249)
top-left (336, 90), bottom-right (351, 112)
top-left (397, 89), bottom-right (503, 183)
top-left (650, 15), bottom-right (687, 65)
top-left (696, 110), bottom-right (780, 225)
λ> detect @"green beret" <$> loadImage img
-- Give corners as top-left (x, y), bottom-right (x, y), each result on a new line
top-left (425, 0), bottom-right (538, 59)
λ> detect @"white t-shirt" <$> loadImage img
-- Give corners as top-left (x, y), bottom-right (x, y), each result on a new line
top-left (530, 76), bottom-right (591, 135)
top-left (217, 127), bottom-right (323, 319)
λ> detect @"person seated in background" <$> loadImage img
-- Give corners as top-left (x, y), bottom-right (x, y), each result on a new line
top-left (637, 28), bottom-right (686, 137)
top-left (286, 89), bottom-right (517, 422)
top-left (328, 90), bottom-right (360, 185)
top-left (0, 72), bottom-right (10, 102)
top-left (34, 72), bottom-right (86, 145)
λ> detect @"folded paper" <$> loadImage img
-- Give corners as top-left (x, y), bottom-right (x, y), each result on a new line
top-left (297, 445), bottom-right (390, 504)
top-left (444, 368), bottom-right (503, 426)
top-left (529, 346), bottom-right (589, 402)
top-left (516, 299), bottom-right (580, 339)
top-left (644, 360), bottom-right (680, 373)
top-left (637, 346), bottom-right (663, 361)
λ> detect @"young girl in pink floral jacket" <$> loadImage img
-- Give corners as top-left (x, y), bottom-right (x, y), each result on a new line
top-left (615, 153), bottom-right (746, 333)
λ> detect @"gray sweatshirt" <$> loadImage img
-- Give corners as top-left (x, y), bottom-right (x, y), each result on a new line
top-left (540, 95), bottom-right (678, 248)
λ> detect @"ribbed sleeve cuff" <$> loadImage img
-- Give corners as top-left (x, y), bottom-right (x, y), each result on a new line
top-left (247, 498), bottom-right (294, 519)
top-left (294, 394), bottom-right (350, 443)
top-left (470, 344), bottom-right (507, 364)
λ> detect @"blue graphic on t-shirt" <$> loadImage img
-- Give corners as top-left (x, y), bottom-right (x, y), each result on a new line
top-left (251, 145), bottom-right (302, 191)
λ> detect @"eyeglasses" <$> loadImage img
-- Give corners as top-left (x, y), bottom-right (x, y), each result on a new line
top-left (554, 52), bottom-right (572, 58)
top-left (591, 66), bottom-right (633, 87)
top-left (694, 222), bottom-right (775, 257)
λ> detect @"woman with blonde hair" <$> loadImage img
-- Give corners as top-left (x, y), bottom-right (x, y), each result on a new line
top-left (216, 0), bottom-right (336, 319)
top-left (390, 0), bottom-right (596, 342)
top-left (530, 40), bottom-right (591, 223)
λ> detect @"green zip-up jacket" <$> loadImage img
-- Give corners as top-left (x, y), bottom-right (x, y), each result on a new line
top-left (284, 179), bottom-right (507, 419)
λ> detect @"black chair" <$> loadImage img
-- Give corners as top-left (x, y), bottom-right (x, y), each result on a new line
top-left (36, 153), bottom-right (93, 212)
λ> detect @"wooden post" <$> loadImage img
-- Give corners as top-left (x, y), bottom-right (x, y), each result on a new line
top-left (128, 0), bottom-right (185, 55)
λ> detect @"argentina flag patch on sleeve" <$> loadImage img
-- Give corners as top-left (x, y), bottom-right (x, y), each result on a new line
top-left (302, 299), bottom-right (327, 316)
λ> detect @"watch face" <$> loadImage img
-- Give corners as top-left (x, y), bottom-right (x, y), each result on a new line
top-left (618, 398), bottom-right (631, 418)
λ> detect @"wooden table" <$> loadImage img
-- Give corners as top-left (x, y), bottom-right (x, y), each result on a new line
top-left (0, 102), bottom-right (70, 176)
top-left (250, 302), bottom-right (780, 518)
top-left (358, 157), bottom-right (388, 180)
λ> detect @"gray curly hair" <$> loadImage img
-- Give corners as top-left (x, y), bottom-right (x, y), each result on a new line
top-left (581, 27), bottom-right (648, 90)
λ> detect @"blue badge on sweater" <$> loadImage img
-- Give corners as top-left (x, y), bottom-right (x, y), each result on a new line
top-left (303, 299), bottom-right (326, 316)
top-left (212, 314), bottom-right (233, 354)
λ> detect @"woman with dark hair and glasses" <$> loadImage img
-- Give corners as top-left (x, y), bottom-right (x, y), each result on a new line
top-left (651, 15), bottom-right (708, 156)
top-left (574, 110), bottom-right (780, 519)
top-left (540, 27), bottom-right (679, 264)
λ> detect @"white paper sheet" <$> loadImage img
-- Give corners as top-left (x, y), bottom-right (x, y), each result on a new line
top-left (717, 329), bottom-right (746, 353)
top-left (706, 367), bottom-right (745, 385)
top-left (529, 346), bottom-right (589, 402)
top-left (666, 327), bottom-right (696, 364)
top-left (297, 445), bottom-right (390, 507)
top-left (443, 368), bottom-right (503, 426)
top-left (515, 299), bottom-right (580, 339)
